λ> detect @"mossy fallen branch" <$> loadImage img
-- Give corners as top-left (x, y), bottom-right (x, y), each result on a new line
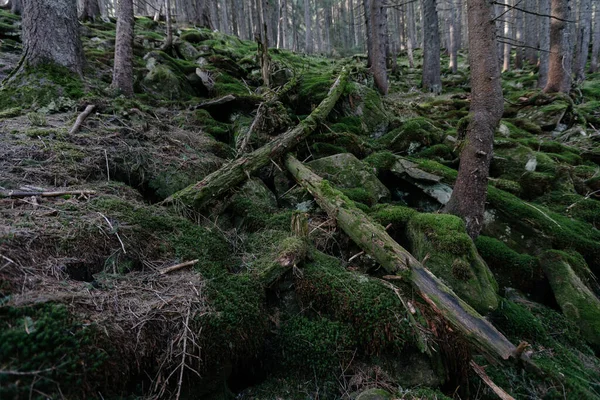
top-left (163, 67), bottom-right (349, 212)
top-left (284, 154), bottom-right (518, 362)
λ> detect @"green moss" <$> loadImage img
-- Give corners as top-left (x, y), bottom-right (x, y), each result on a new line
top-left (0, 304), bottom-right (108, 399)
top-left (489, 178), bottom-right (522, 195)
top-left (311, 142), bottom-right (347, 157)
top-left (408, 213), bottom-right (499, 312)
top-left (134, 16), bottom-right (157, 30)
top-left (378, 117), bottom-right (444, 154)
top-left (369, 204), bottom-right (417, 227)
top-left (0, 107), bottom-right (21, 118)
top-left (487, 186), bottom-right (600, 273)
top-left (504, 117), bottom-right (543, 135)
top-left (536, 191), bottom-right (600, 226)
top-left (486, 299), bottom-right (600, 399)
top-left (278, 315), bottom-right (356, 377)
top-left (329, 115), bottom-right (363, 135)
top-left (412, 159), bottom-right (458, 181)
top-left (475, 236), bottom-right (541, 292)
top-left (297, 251), bottom-right (413, 354)
top-left (340, 187), bottom-right (372, 205)
top-left (363, 151), bottom-right (398, 171)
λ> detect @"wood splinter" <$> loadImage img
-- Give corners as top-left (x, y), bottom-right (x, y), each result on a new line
top-left (69, 104), bottom-right (96, 134)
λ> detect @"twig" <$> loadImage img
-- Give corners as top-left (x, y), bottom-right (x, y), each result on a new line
top-left (97, 212), bottom-right (127, 254)
top-left (523, 202), bottom-right (561, 228)
top-left (69, 105), bottom-right (96, 134)
top-left (175, 305), bottom-right (192, 400)
top-left (159, 259), bottom-right (199, 275)
top-left (104, 149), bottom-right (110, 181)
top-left (470, 360), bottom-right (516, 400)
top-left (0, 190), bottom-right (96, 198)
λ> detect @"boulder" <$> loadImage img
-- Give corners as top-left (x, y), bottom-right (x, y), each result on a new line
top-left (407, 213), bottom-right (499, 313)
top-left (174, 38), bottom-right (200, 61)
top-left (341, 82), bottom-right (389, 137)
top-left (516, 98), bottom-right (570, 131)
top-left (356, 388), bottom-right (393, 400)
top-left (307, 153), bottom-right (390, 206)
top-left (379, 117), bottom-right (445, 155)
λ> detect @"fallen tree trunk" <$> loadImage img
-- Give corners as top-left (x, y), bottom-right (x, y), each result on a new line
top-left (163, 67), bottom-right (349, 212)
top-left (284, 154), bottom-right (518, 361)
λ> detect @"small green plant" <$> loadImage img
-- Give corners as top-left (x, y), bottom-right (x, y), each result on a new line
top-left (26, 111), bottom-right (47, 127)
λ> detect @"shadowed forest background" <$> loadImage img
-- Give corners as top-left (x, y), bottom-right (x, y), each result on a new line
top-left (1, 0), bottom-right (600, 399)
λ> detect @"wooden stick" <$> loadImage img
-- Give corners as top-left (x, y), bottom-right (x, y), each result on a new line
top-left (69, 104), bottom-right (96, 134)
top-left (159, 259), bottom-right (199, 275)
top-left (0, 190), bottom-right (96, 198)
top-left (470, 360), bottom-right (516, 400)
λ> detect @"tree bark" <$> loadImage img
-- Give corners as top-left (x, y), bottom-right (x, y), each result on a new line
top-left (304, 0), bottom-right (312, 53)
top-left (524, 0), bottom-right (538, 64)
top-left (448, 0), bottom-right (459, 73)
top-left (591, 1), bottom-right (600, 73)
top-left (574, 0), bottom-right (591, 82)
top-left (544, 0), bottom-right (572, 93)
top-left (406, 0), bottom-right (416, 68)
top-left (422, 0), bottom-right (442, 94)
top-left (10, 0), bottom-right (20, 15)
top-left (514, 2), bottom-right (523, 69)
top-left (538, 0), bottom-right (551, 87)
top-left (21, 0), bottom-right (84, 75)
top-left (502, 0), bottom-right (512, 72)
top-left (163, 68), bottom-right (349, 212)
top-left (78, 0), bottom-right (100, 21)
top-left (444, 0), bottom-right (503, 239)
top-left (369, 0), bottom-right (388, 94)
top-left (363, 0), bottom-right (373, 66)
top-left (284, 154), bottom-right (518, 361)
top-left (111, 0), bottom-right (135, 96)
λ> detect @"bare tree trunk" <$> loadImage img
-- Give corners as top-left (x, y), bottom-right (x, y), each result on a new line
top-left (79, 0), bottom-right (100, 21)
top-left (21, 0), bottom-right (84, 75)
top-left (162, 0), bottom-right (173, 50)
top-left (324, 3), bottom-right (332, 54)
top-left (538, 0), bottom-right (551, 87)
top-left (370, 0), bottom-right (388, 94)
top-left (502, 0), bottom-right (512, 72)
top-left (304, 0), bottom-right (312, 53)
top-left (514, 3), bottom-right (524, 69)
top-left (445, 0), bottom-right (503, 239)
top-left (407, 0), bottom-right (416, 68)
top-left (349, 0), bottom-right (357, 48)
top-left (574, 0), bottom-right (592, 81)
top-left (314, 3), bottom-right (322, 53)
top-left (448, 0), bottom-right (459, 73)
top-left (591, 1), bottom-right (600, 72)
top-left (363, 0), bottom-right (372, 66)
top-left (422, 0), bottom-right (442, 94)
top-left (111, 0), bottom-right (134, 96)
top-left (220, 0), bottom-right (230, 34)
top-left (544, 0), bottom-right (572, 93)
top-left (524, 0), bottom-right (539, 64)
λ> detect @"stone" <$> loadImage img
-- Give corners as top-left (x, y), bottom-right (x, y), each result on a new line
top-left (174, 38), bottom-right (200, 61)
top-left (516, 99), bottom-right (569, 131)
top-left (341, 83), bottom-right (389, 137)
top-left (308, 153), bottom-right (390, 206)
top-left (356, 388), bottom-right (393, 400)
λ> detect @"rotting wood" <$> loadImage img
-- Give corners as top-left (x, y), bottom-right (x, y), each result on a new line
top-left (0, 189), bottom-right (97, 198)
top-left (69, 104), bottom-right (96, 134)
top-left (164, 67), bottom-right (349, 212)
top-left (284, 154), bottom-right (518, 361)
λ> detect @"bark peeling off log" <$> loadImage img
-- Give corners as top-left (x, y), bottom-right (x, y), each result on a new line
top-left (284, 154), bottom-right (517, 361)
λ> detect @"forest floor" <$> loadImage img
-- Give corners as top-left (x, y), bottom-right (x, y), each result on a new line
top-left (1, 10), bottom-right (600, 400)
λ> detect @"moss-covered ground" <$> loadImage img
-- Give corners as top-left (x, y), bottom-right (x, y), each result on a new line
top-left (1, 10), bottom-right (600, 400)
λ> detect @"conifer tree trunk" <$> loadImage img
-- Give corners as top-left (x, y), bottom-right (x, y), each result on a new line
top-left (111, 0), bottom-right (134, 96)
top-left (10, 0), bottom-right (20, 15)
top-left (422, 0), bottom-right (442, 93)
top-left (448, 0), bottom-right (459, 73)
top-left (78, 0), bottom-right (100, 21)
top-left (364, 0), bottom-right (373, 66)
top-left (538, 0), bottom-right (551, 87)
top-left (369, 0), bottom-right (388, 94)
top-left (502, 1), bottom-right (512, 72)
top-left (445, 0), bottom-right (503, 239)
top-left (304, 0), bottom-right (312, 53)
top-left (574, 0), bottom-right (591, 82)
top-left (524, 0), bottom-right (539, 64)
top-left (514, 4), bottom-right (524, 69)
top-left (406, 0), bottom-right (416, 68)
top-left (591, 2), bottom-right (600, 73)
top-left (544, 0), bottom-right (572, 93)
top-left (21, 0), bottom-right (84, 75)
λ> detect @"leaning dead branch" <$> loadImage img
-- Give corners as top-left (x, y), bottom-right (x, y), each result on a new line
top-left (284, 154), bottom-right (518, 362)
top-left (470, 360), bottom-right (516, 400)
top-left (164, 67), bottom-right (349, 212)
top-left (159, 259), bottom-right (199, 275)
top-left (69, 104), bottom-right (96, 134)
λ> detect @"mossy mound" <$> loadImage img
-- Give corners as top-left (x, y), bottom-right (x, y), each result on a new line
top-left (407, 213), bottom-right (499, 313)
top-left (308, 153), bottom-right (390, 206)
top-left (484, 298), bottom-right (600, 399)
top-left (539, 250), bottom-right (600, 351)
top-left (340, 82), bottom-right (389, 137)
top-left (379, 117), bottom-right (444, 155)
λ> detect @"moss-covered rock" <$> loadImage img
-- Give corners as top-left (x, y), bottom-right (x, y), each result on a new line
top-left (174, 38), bottom-right (201, 61)
top-left (539, 250), bottom-right (600, 351)
top-left (379, 117), bottom-right (444, 155)
top-left (407, 213), bottom-right (499, 313)
top-left (516, 97), bottom-right (570, 131)
top-left (356, 388), bottom-right (393, 400)
top-left (341, 82), bottom-right (389, 137)
top-left (308, 153), bottom-right (390, 206)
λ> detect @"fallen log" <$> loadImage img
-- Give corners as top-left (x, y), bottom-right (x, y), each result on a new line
top-left (164, 67), bottom-right (349, 211)
top-left (284, 154), bottom-right (518, 361)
